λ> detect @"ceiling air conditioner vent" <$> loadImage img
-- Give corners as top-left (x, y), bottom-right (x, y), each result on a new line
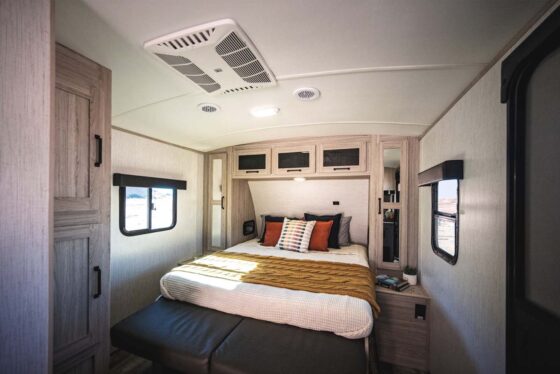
top-left (293, 87), bottom-right (321, 101)
top-left (145, 19), bottom-right (276, 95)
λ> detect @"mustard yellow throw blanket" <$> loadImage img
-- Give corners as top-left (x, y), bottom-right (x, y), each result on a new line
top-left (176, 251), bottom-right (380, 316)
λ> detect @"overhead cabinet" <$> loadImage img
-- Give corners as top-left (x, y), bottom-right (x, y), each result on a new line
top-left (317, 142), bottom-right (367, 173)
top-left (272, 145), bottom-right (316, 175)
top-left (233, 148), bottom-right (271, 177)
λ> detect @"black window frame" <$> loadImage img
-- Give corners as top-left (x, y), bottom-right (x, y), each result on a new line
top-left (113, 173), bottom-right (186, 237)
top-left (119, 186), bottom-right (178, 236)
top-left (431, 180), bottom-right (460, 265)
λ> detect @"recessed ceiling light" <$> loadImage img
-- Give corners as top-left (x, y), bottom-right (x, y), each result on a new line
top-left (198, 103), bottom-right (220, 113)
top-left (250, 106), bottom-right (279, 118)
top-left (293, 177), bottom-right (306, 182)
top-left (293, 87), bottom-right (321, 101)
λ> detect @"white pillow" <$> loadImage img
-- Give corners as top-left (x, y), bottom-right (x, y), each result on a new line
top-left (276, 218), bottom-right (316, 252)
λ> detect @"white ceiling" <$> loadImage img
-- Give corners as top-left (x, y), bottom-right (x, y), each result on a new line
top-left (55, 0), bottom-right (551, 151)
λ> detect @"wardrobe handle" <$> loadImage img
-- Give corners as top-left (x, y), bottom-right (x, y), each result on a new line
top-left (378, 198), bottom-right (382, 215)
top-left (93, 266), bottom-right (102, 299)
top-left (221, 196), bottom-right (225, 210)
top-left (334, 167), bottom-right (351, 171)
top-left (94, 135), bottom-right (102, 167)
top-left (245, 170), bottom-right (259, 174)
top-left (287, 169), bottom-right (302, 172)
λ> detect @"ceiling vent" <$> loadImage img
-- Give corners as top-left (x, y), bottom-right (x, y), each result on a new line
top-left (144, 19), bottom-right (276, 95)
top-left (198, 103), bottom-right (220, 113)
top-left (293, 87), bottom-right (321, 101)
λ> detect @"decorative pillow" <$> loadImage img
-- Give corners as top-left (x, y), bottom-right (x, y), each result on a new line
top-left (276, 218), bottom-right (316, 252)
top-left (304, 213), bottom-right (342, 249)
top-left (338, 216), bottom-right (352, 246)
top-left (259, 215), bottom-right (285, 242)
top-left (308, 220), bottom-right (333, 252)
top-left (262, 221), bottom-right (283, 247)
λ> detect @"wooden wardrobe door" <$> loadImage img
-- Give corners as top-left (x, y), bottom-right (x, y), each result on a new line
top-left (53, 44), bottom-right (111, 374)
top-left (53, 225), bottom-right (103, 368)
top-left (54, 44), bottom-right (110, 227)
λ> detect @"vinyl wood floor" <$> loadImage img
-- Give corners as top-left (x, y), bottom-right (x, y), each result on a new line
top-left (109, 350), bottom-right (426, 374)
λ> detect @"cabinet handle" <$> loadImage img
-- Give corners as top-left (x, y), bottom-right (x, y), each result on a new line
top-left (93, 266), bottom-right (102, 299)
top-left (334, 167), bottom-right (351, 171)
top-left (378, 198), bottom-right (382, 215)
top-left (245, 170), bottom-right (259, 174)
top-left (287, 169), bottom-right (302, 172)
top-left (94, 135), bottom-right (102, 167)
top-left (221, 196), bottom-right (225, 210)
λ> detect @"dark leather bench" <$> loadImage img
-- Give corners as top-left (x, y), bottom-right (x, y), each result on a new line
top-left (111, 298), bottom-right (368, 374)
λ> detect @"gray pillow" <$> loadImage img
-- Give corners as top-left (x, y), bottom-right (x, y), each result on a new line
top-left (338, 216), bottom-right (352, 246)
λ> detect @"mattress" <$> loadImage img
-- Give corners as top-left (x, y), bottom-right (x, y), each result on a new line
top-left (160, 239), bottom-right (374, 339)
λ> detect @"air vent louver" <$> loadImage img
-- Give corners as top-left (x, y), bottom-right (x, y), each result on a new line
top-left (293, 87), bottom-right (321, 101)
top-left (216, 32), bottom-right (273, 84)
top-left (145, 19), bottom-right (276, 95)
top-left (198, 103), bottom-right (220, 113)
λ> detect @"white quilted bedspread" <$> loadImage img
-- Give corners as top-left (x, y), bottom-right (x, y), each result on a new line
top-left (160, 239), bottom-right (374, 339)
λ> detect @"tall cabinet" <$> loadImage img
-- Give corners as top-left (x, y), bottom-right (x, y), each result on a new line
top-left (53, 44), bottom-right (111, 374)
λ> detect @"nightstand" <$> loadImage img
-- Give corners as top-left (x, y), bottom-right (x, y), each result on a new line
top-left (375, 285), bottom-right (430, 372)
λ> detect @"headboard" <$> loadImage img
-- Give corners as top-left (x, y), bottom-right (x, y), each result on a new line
top-left (248, 179), bottom-right (369, 245)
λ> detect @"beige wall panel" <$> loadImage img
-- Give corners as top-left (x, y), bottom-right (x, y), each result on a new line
top-left (110, 129), bottom-right (204, 325)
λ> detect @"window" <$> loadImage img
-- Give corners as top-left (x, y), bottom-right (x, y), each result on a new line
top-left (113, 174), bottom-right (186, 236)
top-left (432, 179), bottom-right (459, 264)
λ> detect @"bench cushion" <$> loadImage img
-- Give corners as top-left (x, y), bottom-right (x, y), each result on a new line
top-left (210, 318), bottom-right (367, 374)
top-left (111, 298), bottom-right (242, 374)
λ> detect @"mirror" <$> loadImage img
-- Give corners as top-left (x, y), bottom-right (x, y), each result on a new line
top-left (211, 205), bottom-right (222, 247)
top-left (212, 158), bottom-right (223, 200)
top-left (383, 148), bottom-right (401, 203)
top-left (383, 208), bottom-right (400, 263)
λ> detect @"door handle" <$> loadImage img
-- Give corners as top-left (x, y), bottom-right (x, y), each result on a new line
top-left (93, 266), bottom-right (102, 299)
top-left (94, 135), bottom-right (102, 167)
top-left (221, 196), bottom-right (225, 210)
top-left (378, 198), bottom-right (382, 215)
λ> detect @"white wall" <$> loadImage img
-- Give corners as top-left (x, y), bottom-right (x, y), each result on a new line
top-left (110, 130), bottom-right (204, 325)
top-left (248, 179), bottom-right (369, 245)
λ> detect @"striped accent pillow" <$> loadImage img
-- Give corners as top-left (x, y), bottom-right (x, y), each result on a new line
top-left (276, 218), bottom-right (316, 252)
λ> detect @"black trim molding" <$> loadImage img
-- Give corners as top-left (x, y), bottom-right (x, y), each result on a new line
top-left (113, 173), bottom-right (187, 190)
top-left (418, 160), bottom-right (463, 187)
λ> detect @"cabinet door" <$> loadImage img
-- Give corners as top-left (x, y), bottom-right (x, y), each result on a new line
top-left (233, 148), bottom-right (271, 177)
top-left (208, 153), bottom-right (227, 250)
top-left (54, 44), bottom-right (111, 227)
top-left (272, 145), bottom-right (315, 175)
top-left (53, 225), bottom-right (107, 371)
top-left (317, 142), bottom-right (367, 173)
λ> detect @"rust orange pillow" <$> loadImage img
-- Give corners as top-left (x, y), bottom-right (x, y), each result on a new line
top-left (262, 221), bottom-right (283, 246)
top-left (308, 220), bottom-right (333, 251)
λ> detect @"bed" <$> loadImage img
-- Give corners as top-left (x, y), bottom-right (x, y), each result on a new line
top-left (160, 239), bottom-right (378, 339)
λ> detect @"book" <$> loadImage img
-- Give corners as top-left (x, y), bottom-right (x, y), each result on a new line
top-left (376, 274), bottom-right (410, 292)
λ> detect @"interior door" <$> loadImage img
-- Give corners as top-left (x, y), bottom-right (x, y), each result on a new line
top-left (502, 8), bottom-right (560, 373)
top-left (208, 153), bottom-right (227, 250)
